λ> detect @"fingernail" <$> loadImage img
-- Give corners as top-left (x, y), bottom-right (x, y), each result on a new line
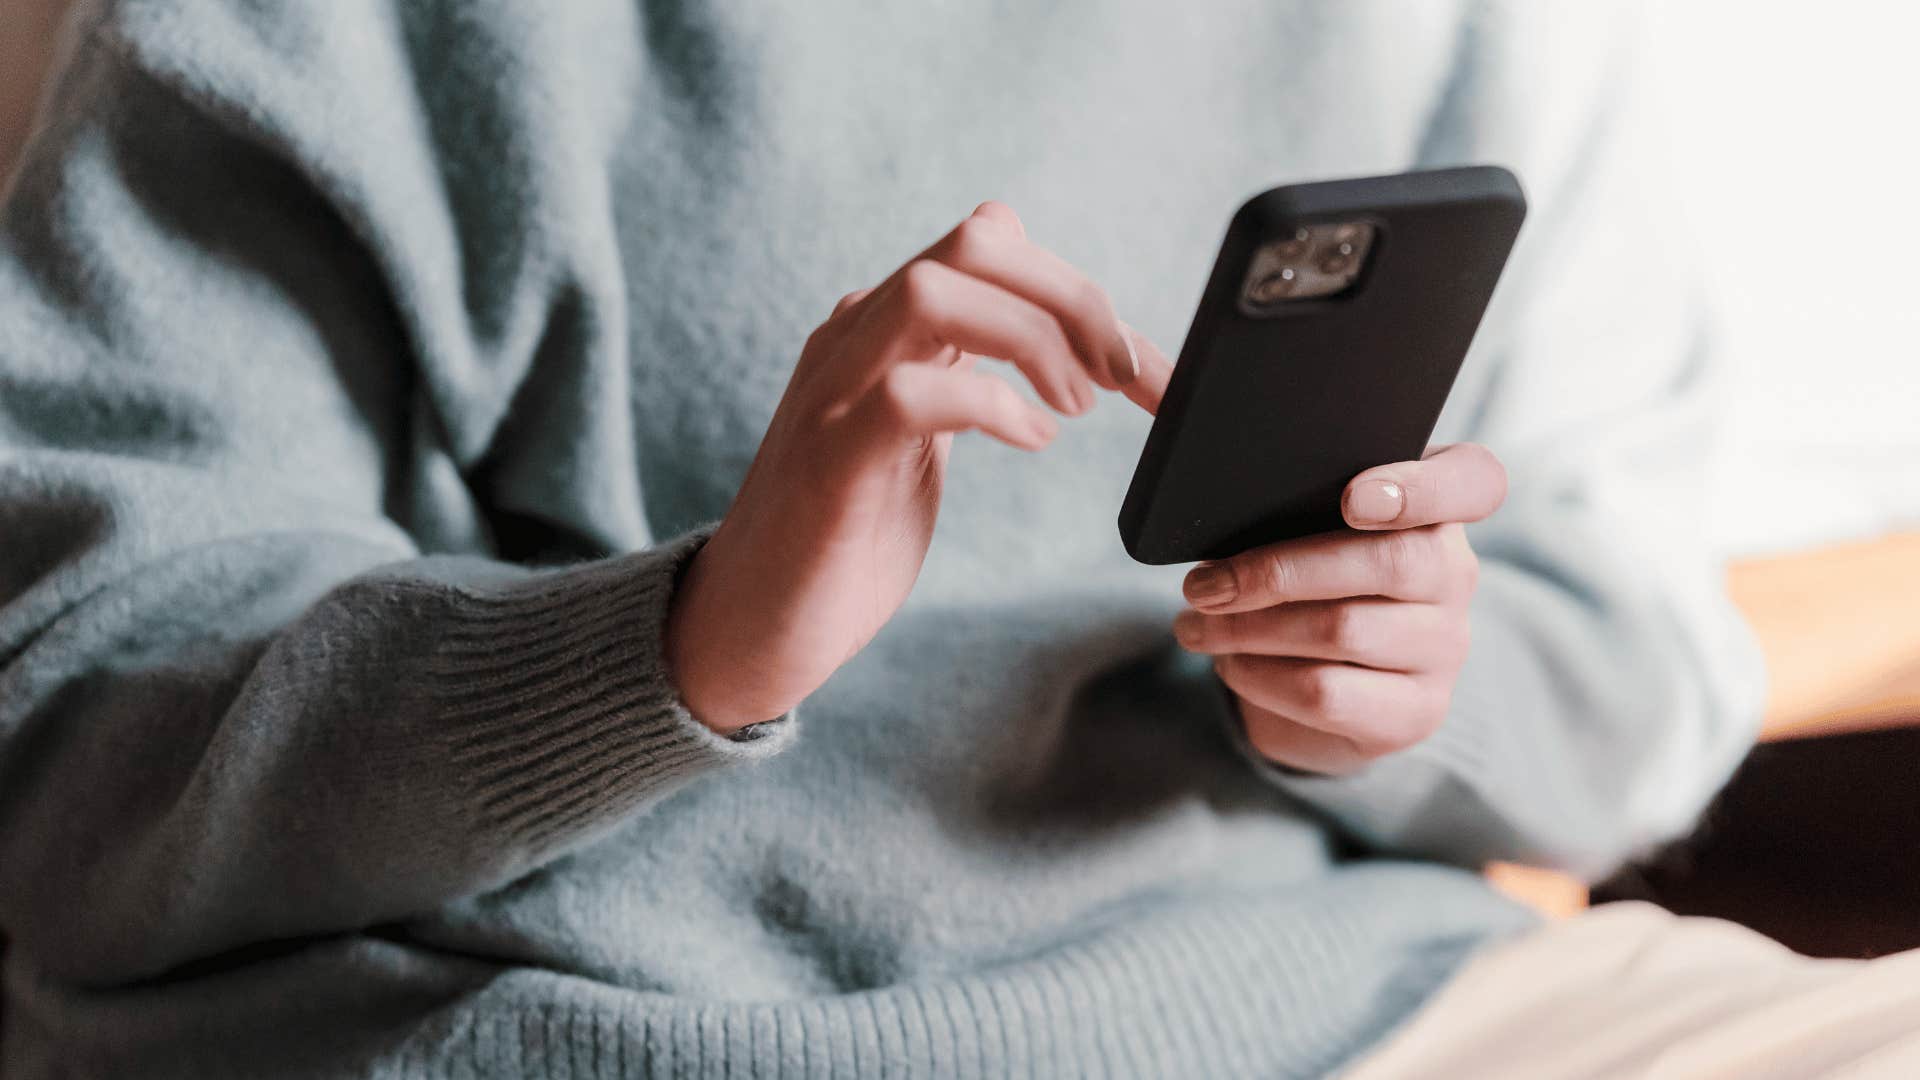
top-left (1072, 379), bottom-right (1095, 415)
top-left (1171, 608), bottom-right (1203, 647)
top-left (1184, 562), bottom-right (1237, 608)
top-left (1108, 322), bottom-right (1140, 385)
top-left (1346, 479), bottom-right (1404, 525)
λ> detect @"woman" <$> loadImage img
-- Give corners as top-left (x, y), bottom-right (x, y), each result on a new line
top-left (0, 1), bottom-right (1827, 1076)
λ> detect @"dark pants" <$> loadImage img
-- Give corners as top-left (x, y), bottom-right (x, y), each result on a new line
top-left (1594, 723), bottom-right (1920, 958)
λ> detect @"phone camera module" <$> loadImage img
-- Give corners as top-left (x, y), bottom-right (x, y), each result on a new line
top-left (1240, 220), bottom-right (1375, 314)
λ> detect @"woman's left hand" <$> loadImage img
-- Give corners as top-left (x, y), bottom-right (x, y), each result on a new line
top-left (1170, 443), bottom-right (1508, 775)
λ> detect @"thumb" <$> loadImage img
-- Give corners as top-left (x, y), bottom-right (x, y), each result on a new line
top-left (1342, 442), bottom-right (1507, 529)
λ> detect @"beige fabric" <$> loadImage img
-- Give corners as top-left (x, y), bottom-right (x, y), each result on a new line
top-left (1343, 901), bottom-right (1920, 1079)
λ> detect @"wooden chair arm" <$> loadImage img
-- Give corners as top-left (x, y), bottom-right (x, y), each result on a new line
top-left (1492, 529), bottom-right (1920, 916)
top-left (1738, 530), bottom-right (1920, 742)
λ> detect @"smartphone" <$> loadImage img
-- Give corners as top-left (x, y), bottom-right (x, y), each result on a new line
top-left (1118, 165), bottom-right (1526, 565)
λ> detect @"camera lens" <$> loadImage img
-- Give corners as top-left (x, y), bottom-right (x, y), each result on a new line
top-left (1250, 266), bottom-right (1297, 302)
top-left (1273, 227), bottom-right (1310, 259)
top-left (1319, 243), bottom-right (1355, 275)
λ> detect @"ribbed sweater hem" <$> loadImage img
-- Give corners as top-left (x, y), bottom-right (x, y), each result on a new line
top-left (325, 867), bottom-right (1530, 1079)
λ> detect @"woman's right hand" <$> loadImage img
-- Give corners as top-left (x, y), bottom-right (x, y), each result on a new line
top-left (665, 202), bottom-right (1172, 733)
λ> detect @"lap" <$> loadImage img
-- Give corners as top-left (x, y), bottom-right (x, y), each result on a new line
top-left (1342, 901), bottom-right (1920, 1079)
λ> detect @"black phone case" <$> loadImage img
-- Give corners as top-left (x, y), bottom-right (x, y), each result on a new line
top-left (1118, 165), bottom-right (1526, 564)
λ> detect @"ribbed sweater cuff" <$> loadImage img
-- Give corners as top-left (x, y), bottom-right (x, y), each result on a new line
top-left (427, 527), bottom-right (795, 849)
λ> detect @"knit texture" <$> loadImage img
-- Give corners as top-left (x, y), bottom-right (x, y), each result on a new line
top-left (0, 1), bottom-right (1763, 1076)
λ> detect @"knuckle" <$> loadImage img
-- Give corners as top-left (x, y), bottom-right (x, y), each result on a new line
top-left (876, 366), bottom-right (917, 417)
top-left (1025, 306), bottom-right (1071, 353)
top-left (1380, 529), bottom-right (1438, 593)
top-left (1022, 293), bottom-right (1076, 350)
top-left (1413, 524), bottom-right (1451, 562)
top-left (1242, 554), bottom-right (1291, 605)
top-left (1208, 611), bottom-right (1248, 652)
top-left (1322, 603), bottom-right (1368, 655)
top-left (1369, 532), bottom-right (1416, 592)
top-left (1180, 612), bottom-right (1215, 651)
top-left (949, 215), bottom-right (996, 260)
top-left (1244, 713), bottom-right (1294, 764)
top-left (1296, 664), bottom-right (1347, 719)
top-left (898, 260), bottom-right (944, 315)
top-left (1070, 277), bottom-right (1115, 324)
top-left (802, 321), bottom-right (836, 356)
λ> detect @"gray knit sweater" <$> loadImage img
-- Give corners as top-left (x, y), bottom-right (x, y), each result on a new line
top-left (0, 1), bottom-right (1763, 1076)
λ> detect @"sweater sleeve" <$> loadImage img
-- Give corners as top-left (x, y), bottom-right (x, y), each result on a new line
top-left (0, 0), bottom-right (790, 987)
top-left (1233, 3), bottom-right (1765, 881)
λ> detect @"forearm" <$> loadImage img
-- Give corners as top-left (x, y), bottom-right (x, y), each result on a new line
top-left (0, 496), bottom-right (792, 985)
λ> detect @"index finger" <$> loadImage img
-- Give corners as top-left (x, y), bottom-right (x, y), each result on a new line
top-left (921, 204), bottom-right (1139, 390)
top-left (1118, 322), bottom-right (1174, 415)
top-left (1341, 443), bottom-right (1507, 531)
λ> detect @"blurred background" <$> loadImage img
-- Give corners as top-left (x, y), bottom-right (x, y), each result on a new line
top-left (1652, 2), bottom-right (1918, 557)
top-left (1643, 1), bottom-right (1920, 741)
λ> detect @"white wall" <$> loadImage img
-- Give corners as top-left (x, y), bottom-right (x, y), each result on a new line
top-left (1649, 1), bottom-right (1920, 556)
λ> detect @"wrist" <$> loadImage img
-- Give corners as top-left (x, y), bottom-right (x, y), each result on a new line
top-left (665, 535), bottom-right (785, 736)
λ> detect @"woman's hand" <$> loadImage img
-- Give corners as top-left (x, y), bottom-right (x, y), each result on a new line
top-left (1172, 444), bottom-right (1508, 774)
top-left (667, 202), bottom-right (1170, 733)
